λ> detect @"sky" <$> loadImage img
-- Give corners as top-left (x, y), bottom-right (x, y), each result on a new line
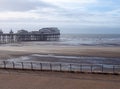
top-left (0, 0), bottom-right (120, 34)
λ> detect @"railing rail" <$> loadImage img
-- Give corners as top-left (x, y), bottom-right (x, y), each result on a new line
top-left (0, 60), bottom-right (119, 74)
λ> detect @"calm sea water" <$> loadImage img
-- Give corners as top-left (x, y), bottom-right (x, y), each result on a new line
top-left (60, 34), bottom-right (120, 46)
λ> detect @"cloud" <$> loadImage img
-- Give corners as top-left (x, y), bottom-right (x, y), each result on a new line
top-left (0, 0), bottom-right (120, 29)
top-left (0, 0), bottom-right (55, 11)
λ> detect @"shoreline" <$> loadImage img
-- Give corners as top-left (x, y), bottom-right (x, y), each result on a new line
top-left (0, 44), bottom-right (120, 59)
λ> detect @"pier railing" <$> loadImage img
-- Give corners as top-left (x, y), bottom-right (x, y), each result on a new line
top-left (0, 61), bottom-right (120, 74)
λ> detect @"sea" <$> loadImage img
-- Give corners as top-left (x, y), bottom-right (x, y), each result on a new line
top-left (60, 34), bottom-right (120, 46)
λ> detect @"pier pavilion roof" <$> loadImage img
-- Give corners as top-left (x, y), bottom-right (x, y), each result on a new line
top-left (39, 27), bottom-right (60, 34)
top-left (17, 30), bottom-right (29, 34)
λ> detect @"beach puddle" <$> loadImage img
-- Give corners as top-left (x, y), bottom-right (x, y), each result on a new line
top-left (2, 54), bottom-right (120, 65)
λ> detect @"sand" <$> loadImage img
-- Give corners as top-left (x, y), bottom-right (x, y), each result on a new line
top-left (0, 42), bottom-right (120, 59)
top-left (0, 69), bottom-right (119, 89)
top-left (0, 43), bottom-right (120, 89)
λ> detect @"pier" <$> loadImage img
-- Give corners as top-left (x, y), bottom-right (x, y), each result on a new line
top-left (0, 27), bottom-right (60, 43)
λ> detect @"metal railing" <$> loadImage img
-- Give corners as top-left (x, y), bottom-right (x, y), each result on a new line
top-left (0, 61), bottom-right (120, 74)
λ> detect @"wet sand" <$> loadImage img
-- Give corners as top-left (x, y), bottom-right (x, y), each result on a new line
top-left (0, 42), bottom-right (120, 59)
top-left (0, 69), bottom-right (119, 89)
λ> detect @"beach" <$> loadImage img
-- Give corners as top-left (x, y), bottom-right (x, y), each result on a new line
top-left (0, 42), bottom-right (120, 59)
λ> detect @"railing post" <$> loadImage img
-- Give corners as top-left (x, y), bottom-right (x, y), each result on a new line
top-left (101, 65), bottom-right (103, 73)
top-left (91, 65), bottom-right (93, 72)
top-left (80, 65), bottom-right (82, 72)
top-left (60, 64), bottom-right (62, 71)
top-left (12, 62), bottom-right (15, 69)
top-left (40, 63), bottom-right (42, 70)
top-left (3, 61), bottom-right (6, 69)
top-left (70, 64), bottom-right (72, 72)
top-left (21, 62), bottom-right (24, 69)
top-left (113, 65), bottom-right (115, 73)
top-left (31, 62), bottom-right (33, 70)
top-left (50, 63), bottom-right (52, 71)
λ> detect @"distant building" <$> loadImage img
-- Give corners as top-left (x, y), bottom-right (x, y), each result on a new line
top-left (0, 27), bottom-right (60, 43)
top-left (9, 30), bottom-right (14, 34)
top-left (0, 30), bottom-right (3, 34)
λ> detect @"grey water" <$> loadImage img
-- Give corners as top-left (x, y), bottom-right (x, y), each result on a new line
top-left (60, 34), bottom-right (120, 46)
top-left (3, 34), bottom-right (120, 47)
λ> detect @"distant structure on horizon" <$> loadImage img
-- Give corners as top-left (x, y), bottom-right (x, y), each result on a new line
top-left (0, 27), bottom-right (60, 44)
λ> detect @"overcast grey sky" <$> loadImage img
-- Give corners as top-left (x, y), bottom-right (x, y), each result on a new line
top-left (0, 0), bottom-right (120, 34)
